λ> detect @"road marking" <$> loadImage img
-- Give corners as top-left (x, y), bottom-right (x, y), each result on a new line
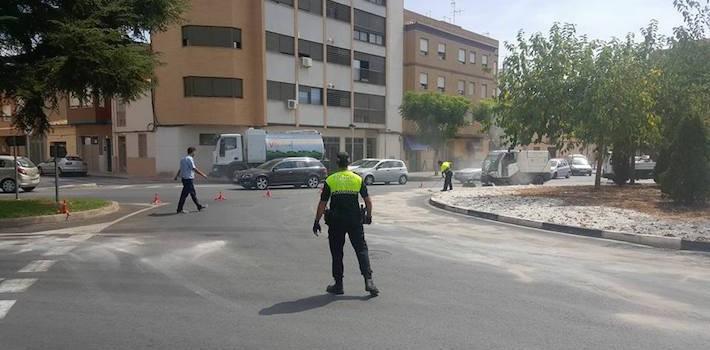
top-left (18, 260), bottom-right (56, 273)
top-left (0, 279), bottom-right (37, 293)
top-left (43, 245), bottom-right (77, 256)
top-left (0, 300), bottom-right (16, 319)
top-left (146, 185), bottom-right (163, 189)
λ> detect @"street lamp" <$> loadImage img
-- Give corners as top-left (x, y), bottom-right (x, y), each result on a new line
top-left (348, 123), bottom-right (356, 158)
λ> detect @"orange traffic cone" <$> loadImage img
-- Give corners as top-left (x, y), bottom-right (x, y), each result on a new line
top-left (214, 191), bottom-right (226, 201)
top-left (151, 193), bottom-right (162, 205)
top-left (264, 189), bottom-right (272, 199)
top-left (57, 200), bottom-right (70, 220)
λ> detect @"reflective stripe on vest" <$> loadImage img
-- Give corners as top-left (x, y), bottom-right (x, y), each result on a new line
top-left (326, 171), bottom-right (363, 194)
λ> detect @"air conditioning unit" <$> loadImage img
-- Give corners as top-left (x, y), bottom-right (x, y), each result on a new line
top-left (301, 57), bottom-right (313, 68)
top-left (327, 83), bottom-right (335, 89)
top-left (287, 99), bottom-right (298, 110)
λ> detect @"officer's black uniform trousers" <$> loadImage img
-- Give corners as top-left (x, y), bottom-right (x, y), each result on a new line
top-left (328, 222), bottom-right (372, 279)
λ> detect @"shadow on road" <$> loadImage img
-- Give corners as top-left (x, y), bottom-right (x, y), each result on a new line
top-left (259, 294), bottom-right (373, 315)
top-left (148, 212), bottom-right (179, 217)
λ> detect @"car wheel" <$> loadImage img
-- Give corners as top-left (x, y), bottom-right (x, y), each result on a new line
top-left (255, 176), bottom-right (269, 190)
top-left (21, 187), bottom-right (35, 192)
top-left (231, 170), bottom-right (241, 182)
top-left (38, 167), bottom-right (44, 175)
top-left (565, 174), bottom-right (570, 179)
top-left (1, 179), bottom-right (16, 193)
top-left (364, 175), bottom-right (375, 186)
top-left (398, 175), bottom-right (408, 185)
top-left (306, 175), bottom-right (320, 189)
top-left (553, 172), bottom-right (558, 179)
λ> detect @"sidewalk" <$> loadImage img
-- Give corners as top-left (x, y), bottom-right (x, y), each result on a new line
top-left (408, 171), bottom-right (441, 182)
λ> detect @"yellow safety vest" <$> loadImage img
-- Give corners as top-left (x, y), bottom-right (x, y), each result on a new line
top-left (440, 161), bottom-right (451, 173)
top-left (326, 171), bottom-right (363, 195)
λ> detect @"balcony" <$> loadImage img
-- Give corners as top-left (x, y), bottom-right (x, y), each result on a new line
top-left (354, 108), bottom-right (385, 124)
top-left (353, 67), bottom-right (386, 86)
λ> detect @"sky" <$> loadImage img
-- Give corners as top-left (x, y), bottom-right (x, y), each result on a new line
top-left (404, 0), bottom-right (687, 61)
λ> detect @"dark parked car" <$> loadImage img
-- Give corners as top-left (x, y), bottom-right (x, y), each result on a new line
top-left (234, 157), bottom-right (327, 190)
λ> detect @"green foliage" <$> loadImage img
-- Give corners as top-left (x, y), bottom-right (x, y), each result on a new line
top-left (0, 198), bottom-right (109, 219)
top-left (399, 91), bottom-right (471, 155)
top-left (659, 116), bottom-right (709, 204)
top-left (0, 0), bottom-right (188, 134)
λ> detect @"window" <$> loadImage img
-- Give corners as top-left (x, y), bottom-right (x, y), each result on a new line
top-left (69, 93), bottom-right (91, 108)
top-left (438, 43), bottom-right (446, 60)
top-left (298, 85), bottom-right (323, 105)
top-left (345, 138), bottom-right (365, 161)
top-left (267, 81), bottom-right (296, 101)
top-left (354, 52), bottom-right (386, 85)
top-left (364, 0), bottom-right (386, 5)
top-left (437, 76), bottom-right (445, 92)
top-left (469, 51), bottom-right (476, 64)
top-left (270, 0), bottom-right (293, 6)
top-left (468, 82), bottom-right (475, 96)
top-left (481, 84), bottom-right (488, 99)
top-left (138, 134), bottom-right (147, 158)
top-left (266, 31), bottom-right (295, 55)
top-left (482, 54), bottom-right (489, 67)
top-left (116, 101), bottom-right (126, 127)
top-left (184, 77), bottom-right (243, 98)
top-left (419, 38), bottom-right (428, 55)
top-left (199, 134), bottom-right (219, 146)
top-left (323, 137), bottom-right (340, 169)
top-left (458, 49), bottom-right (465, 63)
top-left (298, 0), bottom-right (322, 15)
top-left (327, 89), bottom-right (351, 107)
top-left (354, 9), bottom-right (386, 46)
top-left (457, 80), bottom-right (465, 95)
top-left (182, 26), bottom-right (242, 49)
top-left (326, 0), bottom-right (350, 22)
top-left (354, 93), bottom-right (385, 124)
top-left (366, 138), bottom-right (377, 158)
top-left (298, 39), bottom-right (323, 61)
top-left (327, 45), bottom-right (351, 66)
top-left (419, 73), bottom-right (428, 90)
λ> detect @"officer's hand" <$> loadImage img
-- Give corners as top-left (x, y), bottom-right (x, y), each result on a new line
top-left (364, 215), bottom-right (372, 225)
top-left (312, 221), bottom-right (322, 236)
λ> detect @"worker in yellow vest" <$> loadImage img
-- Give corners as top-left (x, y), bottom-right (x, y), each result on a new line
top-left (313, 152), bottom-right (379, 297)
top-left (438, 160), bottom-right (453, 192)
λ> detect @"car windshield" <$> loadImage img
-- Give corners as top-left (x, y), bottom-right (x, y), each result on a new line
top-left (572, 158), bottom-right (589, 166)
top-left (257, 159), bottom-right (282, 170)
top-left (550, 160), bottom-right (558, 167)
top-left (17, 157), bottom-right (35, 167)
top-left (358, 160), bottom-right (380, 168)
top-left (350, 160), bottom-right (368, 167)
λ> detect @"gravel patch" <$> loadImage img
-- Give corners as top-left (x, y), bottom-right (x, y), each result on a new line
top-left (433, 186), bottom-right (710, 241)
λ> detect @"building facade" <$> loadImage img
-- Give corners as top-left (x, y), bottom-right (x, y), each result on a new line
top-left (124, 0), bottom-right (404, 176)
top-left (402, 10), bottom-right (499, 171)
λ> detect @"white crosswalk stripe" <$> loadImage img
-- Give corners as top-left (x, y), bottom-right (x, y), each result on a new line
top-left (18, 260), bottom-right (56, 273)
top-left (0, 279), bottom-right (37, 293)
top-left (0, 300), bottom-right (16, 319)
top-left (43, 245), bottom-right (77, 256)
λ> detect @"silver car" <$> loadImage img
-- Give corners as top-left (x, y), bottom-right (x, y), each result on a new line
top-left (548, 158), bottom-right (571, 179)
top-left (38, 156), bottom-right (89, 176)
top-left (351, 159), bottom-right (409, 185)
top-left (0, 155), bottom-right (40, 193)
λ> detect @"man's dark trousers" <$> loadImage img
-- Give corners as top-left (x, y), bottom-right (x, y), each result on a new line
top-left (443, 170), bottom-right (453, 191)
top-left (177, 178), bottom-right (202, 212)
top-left (328, 223), bottom-right (372, 279)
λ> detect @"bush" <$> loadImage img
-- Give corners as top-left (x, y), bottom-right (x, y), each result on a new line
top-left (611, 149), bottom-right (632, 185)
top-left (659, 116), bottom-right (709, 205)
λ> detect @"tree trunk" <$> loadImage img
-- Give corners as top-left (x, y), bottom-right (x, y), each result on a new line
top-left (629, 153), bottom-right (636, 185)
top-left (594, 144), bottom-right (606, 189)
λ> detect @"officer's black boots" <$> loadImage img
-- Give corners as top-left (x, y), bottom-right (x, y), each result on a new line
top-left (326, 278), bottom-right (344, 295)
top-left (365, 277), bottom-right (379, 297)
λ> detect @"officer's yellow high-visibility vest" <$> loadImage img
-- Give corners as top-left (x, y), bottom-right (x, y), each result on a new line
top-left (326, 171), bottom-right (363, 195)
top-left (440, 161), bottom-right (451, 173)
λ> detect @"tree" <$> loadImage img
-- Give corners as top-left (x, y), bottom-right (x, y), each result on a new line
top-left (400, 91), bottom-right (470, 173)
top-left (0, 0), bottom-right (188, 134)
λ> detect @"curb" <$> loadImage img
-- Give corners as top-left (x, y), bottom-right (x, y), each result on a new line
top-left (0, 201), bottom-right (120, 228)
top-left (429, 197), bottom-right (710, 253)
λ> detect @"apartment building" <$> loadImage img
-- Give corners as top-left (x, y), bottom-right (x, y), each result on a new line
top-left (402, 10), bottom-right (499, 171)
top-left (125, 0), bottom-right (404, 176)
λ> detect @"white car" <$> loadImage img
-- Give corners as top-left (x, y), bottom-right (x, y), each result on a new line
top-left (350, 159), bottom-right (409, 185)
top-left (548, 158), bottom-right (571, 179)
top-left (347, 158), bottom-right (378, 171)
top-left (37, 156), bottom-right (89, 176)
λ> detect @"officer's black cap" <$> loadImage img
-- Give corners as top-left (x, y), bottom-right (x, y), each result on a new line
top-left (337, 152), bottom-right (350, 167)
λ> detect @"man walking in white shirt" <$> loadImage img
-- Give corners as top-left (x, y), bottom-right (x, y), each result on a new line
top-left (174, 147), bottom-right (208, 214)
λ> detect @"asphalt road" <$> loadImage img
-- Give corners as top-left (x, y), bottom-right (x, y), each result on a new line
top-left (1, 178), bottom-right (708, 349)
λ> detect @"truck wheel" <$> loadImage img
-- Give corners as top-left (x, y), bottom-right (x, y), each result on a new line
top-left (1, 179), bottom-right (16, 193)
top-left (553, 172), bottom-right (558, 179)
top-left (231, 169), bottom-right (242, 182)
top-left (255, 176), bottom-right (269, 190)
top-left (306, 175), bottom-right (320, 189)
top-left (533, 175), bottom-right (545, 185)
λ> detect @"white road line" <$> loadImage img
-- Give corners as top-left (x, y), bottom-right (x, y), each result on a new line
top-left (146, 185), bottom-right (163, 189)
top-left (43, 245), bottom-right (77, 256)
top-left (0, 300), bottom-right (16, 319)
top-left (18, 260), bottom-right (56, 273)
top-left (0, 279), bottom-right (37, 293)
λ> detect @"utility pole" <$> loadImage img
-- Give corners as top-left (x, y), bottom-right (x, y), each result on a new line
top-left (13, 136), bottom-right (19, 200)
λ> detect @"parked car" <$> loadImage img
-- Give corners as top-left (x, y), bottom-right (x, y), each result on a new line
top-left (568, 156), bottom-right (593, 176)
top-left (454, 168), bottom-right (482, 184)
top-left (37, 156), bottom-right (88, 176)
top-left (235, 157), bottom-right (327, 190)
top-left (350, 159), bottom-right (409, 185)
top-left (0, 155), bottom-right (40, 193)
top-left (548, 158), bottom-right (571, 179)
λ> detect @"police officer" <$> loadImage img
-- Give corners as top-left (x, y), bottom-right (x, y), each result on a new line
top-left (313, 152), bottom-right (379, 297)
top-left (438, 160), bottom-right (453, 192)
